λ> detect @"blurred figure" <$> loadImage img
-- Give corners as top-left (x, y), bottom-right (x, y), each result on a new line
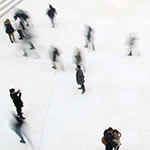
top-left (9, 88), bottom-right (25, 119)
top-left (74, 48), bottom-right (85, 71)
top-left (76, 65), bottom-right (85, 94)
top-left (21, 25), bottom-right (35, 57)
top-left (84, 25), bottom-right (95, 50)
top-left (13, 15), bottom-right (24, 40)
top-left (4, 19), bottom-right (15, 43)
top-left (14, 9), bottom-right (30, 30)
top-left (126, 33), bottom-right (137, 56)
top-left (11, 113), bottom-right (33, 147)
top-left (49, 46), bottom-right (64, 70)
top-left (46, 4), bottom-right (57, 28)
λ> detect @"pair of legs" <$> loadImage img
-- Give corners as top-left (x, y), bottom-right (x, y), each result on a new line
top-left (84, 39), bottom-right (95, 50)
top-left (17, 30), bottom-right (24, 39)
top-left (16, 107), bottom-right (25, 119)
top-left (78, 84), bottom-right (85, 94)
top-left (128, 45), bottom-right (133, 56)
top-left (8, 33), bottom-right (15, 43)
top-left (50, 17), bottom-right (55, 28)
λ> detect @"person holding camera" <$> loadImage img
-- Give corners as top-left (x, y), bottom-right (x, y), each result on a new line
top-left (9, 88), bottom-right (25, 119)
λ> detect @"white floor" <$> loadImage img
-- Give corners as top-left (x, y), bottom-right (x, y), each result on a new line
top-left (1, 0), bottom-right (150, 150)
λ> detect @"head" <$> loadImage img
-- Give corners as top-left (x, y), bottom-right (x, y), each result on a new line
top-left (107, 127), bottom-right (113, 134)
top-left (76, 65), bottom-right (81, 71)
top-left (9, 88), bottom-right (15, 93)
top-left (49, 4), bottom-right (53, 9)
top-left (14, 15), bottom-right (18, 20)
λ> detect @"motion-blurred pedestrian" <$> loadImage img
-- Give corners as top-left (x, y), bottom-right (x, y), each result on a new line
top-left (47, 4), bottom-right (57, 28)
top-left (84, 25), bottom-right (95, 50)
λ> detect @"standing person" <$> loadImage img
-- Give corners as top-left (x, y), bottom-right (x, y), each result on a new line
top-left (76, 65), bottom-right (85, 94)
top-left (84, 25), bottom-right (95, 50)
top-left (103, 127), bottom-right (118, 150)
top-left (47, 4), bottom-right (57, 28)
top-left (4, 19), bottom-right (15, 43)
top-left (112, 129), bottom-right (122, 150)
top-left (9, 88), bottom-right (25, 119)
top-left (13, 15), bottom-right (24, 40)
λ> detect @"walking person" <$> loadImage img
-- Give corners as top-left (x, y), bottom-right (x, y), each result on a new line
top-left (49, 46), bottom-right (64, 70)
top-left (21, 25), bottom-right (35, 57)
top-left (76, 65), bottom-right (85, 94)
top-left (126, 33), bottom-right (137, 56)
top-left (13, 15), bottom-right (24, 40)
top-left (84, 25), bottom-right (95, 50)
top-left (10, 113), bottom-right (33, 147)
top-left (47, 4), bottom-right (57, 28)
top-left (15, 9), bottom-right (30, 30)
top-left (74, 48), bottom-right (86, 72)
top-left (4, 19), bottom-right (15, 43)
top-left (9, 88), bottom-right (25, 119)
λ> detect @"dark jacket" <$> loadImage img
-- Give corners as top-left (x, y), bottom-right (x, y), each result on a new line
top-left (47, 6), bottom-right (57, 18)
top-left (104, 129), bottom-right (117, 147)
top-left (76, 69), bottom-right (85, 85)
top-left (52, 48), bottom-right (60, 62)
top-left (10, 91), bottom-right (23, 108)
top-left (4, 23), bottom-right (14, 34)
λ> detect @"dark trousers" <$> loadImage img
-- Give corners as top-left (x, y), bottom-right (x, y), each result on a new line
top-left (80, 84), bottom-right (85, 91)
top-left (16, 107), bottom-right (23, 117)
top-left (17, 30), bottom-right (24, 39)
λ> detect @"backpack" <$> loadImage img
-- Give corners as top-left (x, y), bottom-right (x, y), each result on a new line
top-left (101, 136), bottom-right (107, 145)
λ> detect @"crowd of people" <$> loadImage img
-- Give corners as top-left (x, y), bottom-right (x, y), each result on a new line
top-left (3, 4), bottom-right (125, 149)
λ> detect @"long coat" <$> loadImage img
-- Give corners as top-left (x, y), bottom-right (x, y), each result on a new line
top-left (76, 69), bottom-right (85, 85)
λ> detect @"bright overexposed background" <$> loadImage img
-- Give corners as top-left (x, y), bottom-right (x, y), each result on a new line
top-left (1, 0), bottom-right (150, 150)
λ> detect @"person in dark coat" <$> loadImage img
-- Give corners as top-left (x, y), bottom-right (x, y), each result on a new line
top-left (9, 88), bottom-right (25, 119)
top-left (76, 65), bottom-right (85, 94)
top-left (47, 4), bottom-right (57, 28)
top-left (103, 127), bottom-right (118, 150)
top-left (84, 25), bottom-right (95, 50)
top-left (4, 19), bottom-right (15, 43)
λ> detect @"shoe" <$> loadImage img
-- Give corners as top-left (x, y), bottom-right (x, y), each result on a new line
top-left (52, 66), bottom-right (57, 69)
top-left (20, 140), bottom-right (26, 143)
top-left (20, 116), bottom-right (26, 119)
top-left (81, 90), bottom-right (85, 94)
top-left (23, 53), bottom-right (27, 57)
top-left (78, 87), bottom-right (82, 90)
top-left (30, 47), bottom-right (35, 50)
top-left (128, 53), bottom-right (132, 56)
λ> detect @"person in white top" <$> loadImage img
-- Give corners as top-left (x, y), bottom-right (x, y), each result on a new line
top-left (13, 15), bottom-right (24, 40)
